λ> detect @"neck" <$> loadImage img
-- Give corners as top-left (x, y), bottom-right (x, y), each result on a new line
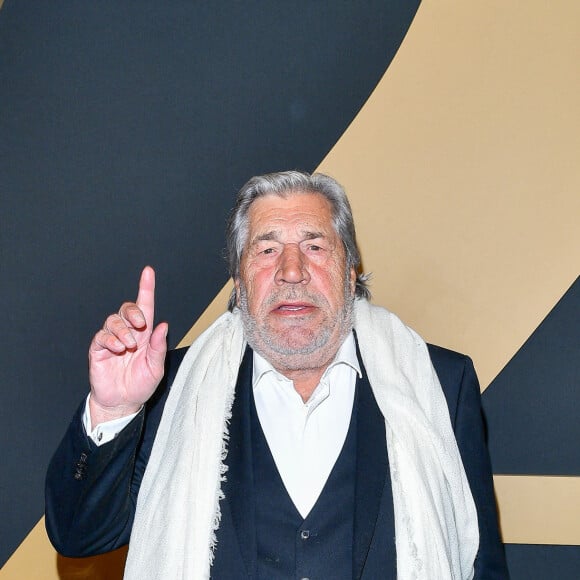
top-left (278, 366), bottom-right (327, 402)
top-left (255, 328), bottom-right (354, 402)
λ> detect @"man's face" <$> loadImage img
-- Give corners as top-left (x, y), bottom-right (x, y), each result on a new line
top-left (236, 191), bottom-right (356, 373)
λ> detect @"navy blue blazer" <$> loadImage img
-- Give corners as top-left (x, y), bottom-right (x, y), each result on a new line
top-left (45, 343), bottom-right (509, 578)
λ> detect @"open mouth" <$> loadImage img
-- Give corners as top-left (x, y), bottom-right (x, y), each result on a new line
top-left (273, 302), bottom-right (315, 314)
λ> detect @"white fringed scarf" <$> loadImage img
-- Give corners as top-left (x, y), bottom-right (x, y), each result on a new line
top-left (125, 300), bottom-right (478, 579)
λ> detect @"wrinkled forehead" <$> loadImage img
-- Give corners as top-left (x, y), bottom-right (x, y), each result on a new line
top-left (246, 190), bottom-right (336, 237)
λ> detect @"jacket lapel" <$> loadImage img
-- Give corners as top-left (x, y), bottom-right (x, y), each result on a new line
top-left (352, 354), bottom-right (395, 579)
top-left (222, 346), bottom-right (257, 577)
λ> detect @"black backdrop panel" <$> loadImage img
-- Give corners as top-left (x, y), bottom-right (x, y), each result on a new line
top-left (483, 277), bottom-right (580, 476)
top-left (482, 277), bottom-right (580, 578)
top-left (0, 0), bottom-right (420, 566)
top-left (504, 545), bottom-right (580, 580)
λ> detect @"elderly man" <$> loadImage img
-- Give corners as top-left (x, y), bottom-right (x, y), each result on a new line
top-left (46, 171), bottom-right (508, 579)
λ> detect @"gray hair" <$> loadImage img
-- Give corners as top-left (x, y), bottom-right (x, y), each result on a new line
top-left (226, 170), bottom-right (370, 310)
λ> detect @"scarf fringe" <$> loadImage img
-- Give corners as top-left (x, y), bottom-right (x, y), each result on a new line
top-left (125, 300), bottom-right (478, 579)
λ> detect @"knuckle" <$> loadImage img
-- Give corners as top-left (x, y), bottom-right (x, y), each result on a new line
top-left (104, 314), bottom-right (120, 329)
top-left (94, 329), bottom-right (107, 340)
top-left (119, 302), bottom-right (141, 320)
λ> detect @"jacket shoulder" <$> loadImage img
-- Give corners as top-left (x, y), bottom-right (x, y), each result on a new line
top-left (426, 343), bottom-right (473, 385)
top-left (427, 342), bottom-right (471, 368)
top-left (426, 343), bottom-right (477, 423)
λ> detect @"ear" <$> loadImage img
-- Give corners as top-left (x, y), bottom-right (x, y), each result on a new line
top-left (234, 278), bottom-right (241, 307)
top-left (349, 267), bottom-right (356, 296)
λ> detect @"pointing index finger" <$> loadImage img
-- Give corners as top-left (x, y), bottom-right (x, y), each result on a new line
top-left (136, 265), bottom-right (156, 328)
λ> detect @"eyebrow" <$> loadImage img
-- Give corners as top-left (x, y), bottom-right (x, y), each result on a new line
top-left (253, 232), bottom-right (279, 244)
top-left (251, 230), bottom-right (326, 245)
top-left (303, 231), bottom-right (325, 240)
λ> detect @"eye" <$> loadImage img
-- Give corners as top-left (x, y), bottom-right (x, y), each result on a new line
top-left (262, 247), bottom-right (275, 255)
top-left (309, 245), bottom-right (321, 251)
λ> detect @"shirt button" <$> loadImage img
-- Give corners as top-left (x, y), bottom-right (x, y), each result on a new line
top-left (300, 530), bottom-right (310, 540)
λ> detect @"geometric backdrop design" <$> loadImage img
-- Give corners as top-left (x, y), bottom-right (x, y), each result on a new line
top-left (1, 1), bottom-right (578, 578)
top-left (0, 0), bottom-right (420, 571)
top-left (484, 278), bottom-right (579, 577)
top-left (485, 277), bottom-right (579, 477)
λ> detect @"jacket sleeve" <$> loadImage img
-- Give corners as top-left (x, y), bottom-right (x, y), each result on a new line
top-left (44, 347), bottom-right (186, 557)
top-left (450, 354), bottom-right (510, 580)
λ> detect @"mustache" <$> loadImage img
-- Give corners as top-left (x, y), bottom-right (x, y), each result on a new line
top-left (262, 286), bottom-right (327, 308)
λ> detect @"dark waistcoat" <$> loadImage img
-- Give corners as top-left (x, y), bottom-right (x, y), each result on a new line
top-left (252, 376), bottom-right (357, 580)
top-left (211, 347), bottom-right (396, 580)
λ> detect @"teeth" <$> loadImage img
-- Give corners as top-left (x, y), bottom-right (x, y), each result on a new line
top-left (281, 305), bottom-right (304, 310)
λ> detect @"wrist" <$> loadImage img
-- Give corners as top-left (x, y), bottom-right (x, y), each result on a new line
top-left (88, 395), bottom-right (142, 427)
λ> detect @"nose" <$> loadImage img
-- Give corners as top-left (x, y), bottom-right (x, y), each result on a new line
top-left (274, 244), bottom-right (310, 285)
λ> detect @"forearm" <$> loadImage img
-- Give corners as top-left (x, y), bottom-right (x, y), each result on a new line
top-left (45, 402), bottom-right (144, 557)
top-left (45, 347), bottom-right (183, 557)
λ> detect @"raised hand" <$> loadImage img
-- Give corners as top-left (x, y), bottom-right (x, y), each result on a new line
top-left (88, 266), bottom-right (168, 426)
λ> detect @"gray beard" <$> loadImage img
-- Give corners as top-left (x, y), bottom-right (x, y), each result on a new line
top-left (238, 279), bottom-right (354, 372)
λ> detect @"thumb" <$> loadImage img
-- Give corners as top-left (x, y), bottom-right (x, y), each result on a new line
top-left (147, 322), bottom-right (168, 372)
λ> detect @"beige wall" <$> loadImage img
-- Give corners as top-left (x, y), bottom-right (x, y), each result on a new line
top-left (318, 0), bottom-right (580, 393)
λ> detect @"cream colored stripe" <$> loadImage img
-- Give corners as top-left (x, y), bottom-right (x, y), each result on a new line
top-left (0, 520), bottom-right (53, 578)
top-left (0, 518), bottom-right (127, 578)
top-left (495, 475), bottom-right (580, 545)
top-left (0, 520), bottom-right (52, 578)
top-left (318, 0), bottom-right (580, 391)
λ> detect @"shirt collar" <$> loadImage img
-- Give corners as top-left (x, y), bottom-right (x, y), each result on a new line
top-left (252, 331), bottom-right (361, 389)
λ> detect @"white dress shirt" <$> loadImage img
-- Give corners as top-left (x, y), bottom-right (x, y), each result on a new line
top-left (253, 333), bottom-right (360, 518)
top-left (84, 333), bottom-right (361, 518)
